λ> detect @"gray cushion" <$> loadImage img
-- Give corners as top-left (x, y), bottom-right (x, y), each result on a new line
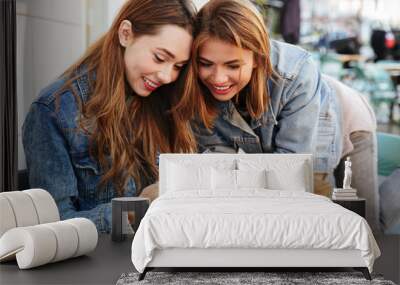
top-left (379, 168), bottom-right (400, 234)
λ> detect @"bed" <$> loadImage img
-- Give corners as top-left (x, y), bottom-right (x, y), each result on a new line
top-left (131, 154), bottom-right (380, 280)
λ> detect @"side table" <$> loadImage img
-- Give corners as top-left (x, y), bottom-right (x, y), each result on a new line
top-left (332, 197), bottom-right (366, 218)
top-left (112, 197), bottom-right (150, 242)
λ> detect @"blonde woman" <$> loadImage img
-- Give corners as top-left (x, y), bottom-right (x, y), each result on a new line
top-left (179, 0), bottom-right (379, 231)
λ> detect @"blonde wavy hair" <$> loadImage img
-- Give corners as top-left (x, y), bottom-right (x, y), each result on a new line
top-left (177, 0), bottom-right (274, 128)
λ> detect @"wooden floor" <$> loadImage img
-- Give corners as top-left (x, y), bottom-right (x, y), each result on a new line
top-left (374, 234), bottom-right (400, 283)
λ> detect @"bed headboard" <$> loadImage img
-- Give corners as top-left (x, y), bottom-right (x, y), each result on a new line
top-left (159, 153), bottom-right (314, 194)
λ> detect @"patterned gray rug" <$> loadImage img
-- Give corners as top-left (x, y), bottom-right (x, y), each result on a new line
top-left (116, 271), bottom-right (396, 285)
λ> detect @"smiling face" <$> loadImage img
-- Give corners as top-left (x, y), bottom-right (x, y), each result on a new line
top-left (198, 37), bottom-right (255, 101)
top-left (119, 22), bottom-right (192, 97)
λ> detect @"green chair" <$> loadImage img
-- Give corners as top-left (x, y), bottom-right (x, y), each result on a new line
top-left (319, 53), bottom-right (344, 79)
top-left (364, 65), bottom-right (397, 123)
top-left (377, 132), bottom-right (400, 176)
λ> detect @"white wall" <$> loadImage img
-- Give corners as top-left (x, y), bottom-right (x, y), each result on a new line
top-left (107, 0), bottom-right (126, 27)
top-left (17, 0), bottom-right (87, 170)
top-left (86, 0), bottom-right (107, 46)
top-left (86, 0), bottom-right (126, 45)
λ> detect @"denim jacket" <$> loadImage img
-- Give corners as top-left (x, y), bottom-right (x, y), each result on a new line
top-left (22, 72), bottom-right (136, 233)
top-left (194, 40), bottom-right (342, 174)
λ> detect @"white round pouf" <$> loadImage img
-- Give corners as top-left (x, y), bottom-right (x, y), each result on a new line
top-left (0, 196), bottom-right (17, 237)
top-left (0, 189), bottom-right (98, 269)
top-left (24, 189), bottom-right (60, 224)
top-left (65, 218), bottom-right (98, 257)
top-left (42, 221), bottom-right (79, 262)
top-left (0, 226), bottom-right (57, 269)
top-left (0, 191), bottom-right (39, 227)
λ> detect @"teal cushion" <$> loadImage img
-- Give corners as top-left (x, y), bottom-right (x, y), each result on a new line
top-left (377, 132), bottom-right (400, 176)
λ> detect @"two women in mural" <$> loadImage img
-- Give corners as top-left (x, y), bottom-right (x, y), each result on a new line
top-left (23, 0), bottom-right (379, 232)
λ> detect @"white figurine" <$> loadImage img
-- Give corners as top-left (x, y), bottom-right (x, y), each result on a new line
top-left (343, 156), bottom-right (352, 189)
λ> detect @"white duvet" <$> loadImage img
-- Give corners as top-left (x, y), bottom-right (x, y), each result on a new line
top-left (131, 190), bottom-right (380, 273)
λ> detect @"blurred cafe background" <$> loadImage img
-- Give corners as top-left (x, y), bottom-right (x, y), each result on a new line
top-left (3, 0), bottom-right (400, 196)
top-left (253, 0), bottom-right (400, 129)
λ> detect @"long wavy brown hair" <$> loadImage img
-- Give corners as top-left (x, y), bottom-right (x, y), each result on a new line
top-left (177, 0), bottom-right (274, 128)
top-left (59, 0), bottom-right (197, 195)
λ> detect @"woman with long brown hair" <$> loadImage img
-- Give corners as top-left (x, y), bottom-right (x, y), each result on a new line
top-left (22, 0), bottom-right (197, 233)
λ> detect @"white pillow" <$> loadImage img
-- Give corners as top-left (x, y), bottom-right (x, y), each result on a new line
top-left (266, 168), bottom-right (307, 191)
top-left (211, 168), bottom-right (268, 190)
top-left (167, 162), bottom-right (212, 191)
top-left (237, 169), bottom-right (268, 189)
top-left (212, 168), bottom-right (237, 190)
top-left (237, 158), bottom-right (308, 191)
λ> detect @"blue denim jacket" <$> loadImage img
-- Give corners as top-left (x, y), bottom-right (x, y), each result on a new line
top-left (22, 72), bottom-right (136, 233)
top-left (194, 40), bottom-right (342, 174)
